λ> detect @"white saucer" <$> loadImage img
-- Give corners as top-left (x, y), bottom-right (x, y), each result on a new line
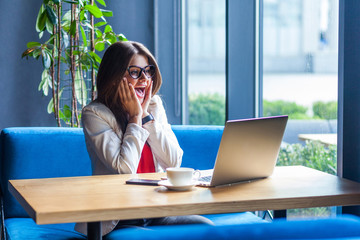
top-left (158, 180), bottom-right (197, 191)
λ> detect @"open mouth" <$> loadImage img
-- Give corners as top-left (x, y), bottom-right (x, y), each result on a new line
top-left (135, 87), bottom-right (145, 99)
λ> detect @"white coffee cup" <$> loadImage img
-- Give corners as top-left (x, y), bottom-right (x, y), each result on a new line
top-left (166, 167), bottom-right (200, 186)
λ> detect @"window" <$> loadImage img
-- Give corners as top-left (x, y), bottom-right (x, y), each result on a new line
top-left (184, 0), bottom-right (339, 218)
top-left (156, 0), bottom-right (360, 217)
top-left (263, 0), bottom-right (339, 218)
top-left (184, 0), bottom-right (226, 125)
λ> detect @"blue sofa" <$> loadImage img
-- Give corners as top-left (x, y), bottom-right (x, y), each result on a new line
top-left (1, 126), bottom-right (360, 240)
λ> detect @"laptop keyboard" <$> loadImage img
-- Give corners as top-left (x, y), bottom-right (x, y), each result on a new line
top-left (198, 175), bottom-right (212, 182)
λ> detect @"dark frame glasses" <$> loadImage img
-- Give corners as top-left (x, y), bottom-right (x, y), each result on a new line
top-left (127, 65), bottom-right (156, 79)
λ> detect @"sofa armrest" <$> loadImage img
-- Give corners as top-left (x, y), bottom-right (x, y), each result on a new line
top-left (1, 185), bottom-right (6, 240)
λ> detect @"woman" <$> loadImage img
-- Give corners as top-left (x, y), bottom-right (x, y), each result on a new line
top-left (75, 41), bottom-right (212, 236)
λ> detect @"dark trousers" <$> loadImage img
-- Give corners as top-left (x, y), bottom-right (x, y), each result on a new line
top-left (114, 215), bottom-right (214, 230)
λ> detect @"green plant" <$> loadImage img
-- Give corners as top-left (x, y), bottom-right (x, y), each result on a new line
top-left (263, 100), bottom-right (310, 119)
top-left (313, 101), bottom-right (337, 120)
top-left (188, 95), bottom-right (337, 125)
top-left (287, 207), bottom-right (334, 219)
top-left (277, 141), bottom-right (337, 218)
top-left (22, 0), bottom-right (126, 127)
top-left (188, 93), bottom-right (225, 125)
top-left (277, 141), bottom-right (337, 175)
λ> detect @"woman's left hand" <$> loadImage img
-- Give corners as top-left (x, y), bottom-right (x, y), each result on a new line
top-left (141, 80), bottom-right (153, 118)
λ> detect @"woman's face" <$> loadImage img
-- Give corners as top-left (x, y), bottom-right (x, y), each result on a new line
top-left (124, 54), bottom-right (153, 104)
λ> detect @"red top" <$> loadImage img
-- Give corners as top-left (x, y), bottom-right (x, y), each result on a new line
top-left (137, 142), bottom-right (155, 173)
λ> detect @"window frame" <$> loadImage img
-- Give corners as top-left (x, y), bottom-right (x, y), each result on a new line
top-left (154, 0), bottom-right (360, 215)
top-left (338, 0), bottom-right (360, 215)
top-left (226, 0), bottom-right (262, 120)
top-left (154, 0), bottom-right (183, 124)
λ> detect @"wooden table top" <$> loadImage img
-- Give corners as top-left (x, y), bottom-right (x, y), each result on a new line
top-left (298, 133), bottom-right (337, 146)
top-left (8, 166), bottom-right (360, 225)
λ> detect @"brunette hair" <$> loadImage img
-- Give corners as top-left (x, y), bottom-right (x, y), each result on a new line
top-left (96, 41), bottom-right (162, 132)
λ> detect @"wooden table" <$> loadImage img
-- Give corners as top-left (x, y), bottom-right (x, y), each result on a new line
top-left (8, 166), bottom-right (360, 240)
top-left (298, 133), bottom-right (337, 146)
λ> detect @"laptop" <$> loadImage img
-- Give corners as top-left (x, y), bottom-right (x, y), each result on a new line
top-left (197, 115), bottom-right (288, 187)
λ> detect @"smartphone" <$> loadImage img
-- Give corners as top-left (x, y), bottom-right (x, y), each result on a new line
top-left (126, 178), bottom-right (160, 186)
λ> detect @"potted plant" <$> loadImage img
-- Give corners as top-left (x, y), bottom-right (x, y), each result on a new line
top-left (22, 0), bottom-right (126, 127)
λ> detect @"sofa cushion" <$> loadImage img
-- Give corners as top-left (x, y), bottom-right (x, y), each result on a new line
top-left (0, 127), bottom-right (92, 218)
top-left (4, 212), bottom-right (263, 240)
top-left (5, 218), bottom-right (86, 240)
top-left (104, 215), bottom-right (360, 240)
top-left (6, 215), bottom-right (360, 240)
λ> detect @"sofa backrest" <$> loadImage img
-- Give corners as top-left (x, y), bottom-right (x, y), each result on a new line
top-left (172, 125), bottom-right (223, 170)
top-left (0, 125), bottom-right (224, 219)
top-left (0, 127), bottom-right (92, 218)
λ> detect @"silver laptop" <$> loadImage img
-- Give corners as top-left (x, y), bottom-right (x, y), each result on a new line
top-left (197, 115), bottom-right (288, 187)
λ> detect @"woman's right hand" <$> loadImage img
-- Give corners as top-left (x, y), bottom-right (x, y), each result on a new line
top-left (119, 77), bottom-right (143, 125)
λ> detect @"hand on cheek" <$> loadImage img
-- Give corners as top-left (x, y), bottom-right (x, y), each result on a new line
top-left (142, 80), bottom-right (153, 117)
top-left (119, 77), bottom-right (143, 125)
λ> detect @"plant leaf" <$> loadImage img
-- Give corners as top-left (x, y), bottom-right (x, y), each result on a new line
top-left (63, 105), bottom-right (72, 119)
top-left (79, 25), bottom-right (88, 47)
top-left (79, 9), bottom-right (86, 21)
top-left (74, 68), bottom-right (87, 106)
top-left (118, 34), bottom-right (128, 41)
top-left (62, 9), bottom-right (72, 25)
top-left (33, 48), bottom-right (42, 58)
top-left (45, 17), bottom-right (54, 34)
top-left (63, 0), bottom-right (79, 4)
top-left (96, 0), bottom-right (106, 7)
top-left (101, 10), bottom-right (113, 17)
top-left (107, 34), bottom-right (117, 44)
top-left (104, 25), bottom-right (112, 33)
top-left (70, 20), bottom-right (77, 36)
top-left (45, 35), bottom-right (56, 45)
top-left (39, 70), bottom-right (47, 91)
top-left (95, 29), bottom-right (102, 38)
top-left (27, 42), bottom-right (41, 48)
top-left (45, 5), bottom-right (58, 25)
top-left (84, 4), bottom-right (103, 18)
top-left (94, 21), bottom-right (107, 28)
top-left (36, 4), bottom-right (45, 32)
top-left (42, 50), bottom-right (51, 69)
top-left (95, 41), bottom-right (105, 51)
top-left (36, 10), bottom-right (47, 33)
top-left (40, 69), bottom-right (50, 96)
top-left (47, 97), bottom-right (54, 114)
top-left (61, 9), bottom-right (73, 32)
top-left (83, 22), bottom-right (93, 30)
top-left (22, 47), bottom-right (36, 58)
top-left (72, 50), bottom-right (82, 55)
top-left (47, 89), bottom-right (64, 114)
top-left (62, 29), bottom-right (70, 48)
top-left (88, 51), bottom-right (102, 64)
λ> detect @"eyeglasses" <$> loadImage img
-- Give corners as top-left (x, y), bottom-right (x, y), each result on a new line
top-left (127, 65), bottom-right (156, 79)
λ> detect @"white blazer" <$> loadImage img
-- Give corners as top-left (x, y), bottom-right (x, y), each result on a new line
top-left (75, 95), bottom-right (183, 236)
